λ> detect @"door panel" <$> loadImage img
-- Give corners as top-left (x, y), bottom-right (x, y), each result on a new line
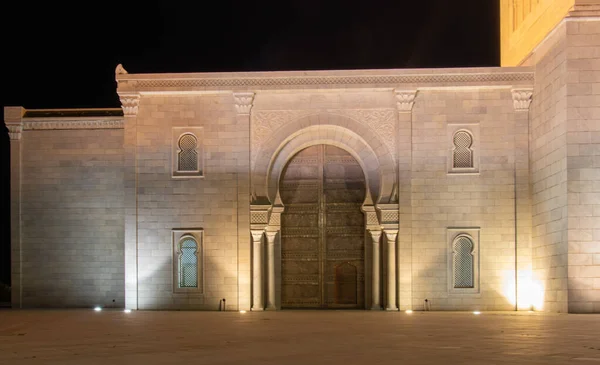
top-left (280, 144), bottom-right (365, 309)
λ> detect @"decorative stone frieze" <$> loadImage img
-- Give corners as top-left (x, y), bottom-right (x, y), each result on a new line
top-left (251, 108), bottom-right (396, 168)
top-left (233, 92), bottom-right (255, 115)
top-left (23, 119), bottom-right (124, 130)
top-left (250, 204), bottom-right (272, 231)
top-left (119, 94), bottom-right (141, 116)
top-left (361, 193), bottom-right (381, 230)
top-left (511, 88), bottom-right (533, 111)
top-left (394, 89), bottom-right (418, 112)
top-left (376, 203), bottom-right (400, 229)
top-left (117, 72), bottom-right (534, 91)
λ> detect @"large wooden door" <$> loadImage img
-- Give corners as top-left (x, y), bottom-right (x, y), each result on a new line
top-left (279, 145), bottom-right (366, 309)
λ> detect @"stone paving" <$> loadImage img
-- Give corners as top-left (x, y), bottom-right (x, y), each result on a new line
top-left (0, 310), bottom-right (599, 365)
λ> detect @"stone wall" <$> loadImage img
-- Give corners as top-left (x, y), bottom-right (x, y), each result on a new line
top-left (530, 21), bottom-right (569, 313)
top-left (19, 128), bottom-right (124, 307)
top-left (410, 88), bottom-right (527, 311)
top-left (133, 94), bottom-right (245, 310)
top-left (565, 18), bottom-right (600, 313)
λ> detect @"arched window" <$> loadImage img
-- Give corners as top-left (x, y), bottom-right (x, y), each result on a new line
top-left (452, 130), bottom-right (474, 169)
top-left (178, 236), bottom-right (198, 288)
top-left (178, 133), bottom-right (198, 172)
top-left (453, 235), bottom-right (474, 289)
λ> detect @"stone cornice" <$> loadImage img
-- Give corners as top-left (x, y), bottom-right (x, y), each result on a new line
top-left (116, 68), bottom-right (534, 94)
top-left (394, 89), bottom-right (418, 112)
top-left (511, 88), bottom-right (533, 111)
top-left (233, 92), bottom-right (255, 115)
top-left (22, 118), bottom-right (124, 130)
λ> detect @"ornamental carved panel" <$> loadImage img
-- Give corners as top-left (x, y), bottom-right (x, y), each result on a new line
top-left (251, 108), bottom-right (397, 169)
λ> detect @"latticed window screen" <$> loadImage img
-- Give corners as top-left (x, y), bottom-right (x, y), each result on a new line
top-left (178, 237), bottom-right (198, 288)
top-left (178, 134), bottom-right (198, 172)
top-left (453, 236), bottom-right (474, 288)
top-left (453, 131), bottom-right (473, 168)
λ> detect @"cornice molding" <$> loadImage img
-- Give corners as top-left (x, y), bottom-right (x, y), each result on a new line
top-left (233, 92), bottom-right (255, 115)
top-left (22, 119), bottom-right (124, 130)
top-left (511, 88), bottom-right (533, 111)
top-left (118, 94), bottom-right (141, 116)
top-left (394, 89), bottom-right (418, 112)
top-left (117, 71), bottom-right (534, 92)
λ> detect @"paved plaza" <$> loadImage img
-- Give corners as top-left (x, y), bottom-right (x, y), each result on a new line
top-left (0, 310), bottom-right (599, 364)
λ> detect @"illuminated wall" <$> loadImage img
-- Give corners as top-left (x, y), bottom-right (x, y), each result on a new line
top-left (500, 0), bottom-right (596, 66)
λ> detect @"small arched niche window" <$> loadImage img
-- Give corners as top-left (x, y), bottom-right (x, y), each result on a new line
top-left (178, 133), bottom-right (199, 172)
top-left (452, 130), bottom-right (474, 169)
top-left (178, 236), bottom-right (198, 288)
top-left (453, 234), bottom-right (474, 289)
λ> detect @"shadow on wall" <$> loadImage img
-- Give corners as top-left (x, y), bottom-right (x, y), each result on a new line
top-left (1, 122), bottom-right (9, 304)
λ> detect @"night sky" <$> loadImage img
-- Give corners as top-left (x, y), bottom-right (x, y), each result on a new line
top-left (0, 1), bottom-right (499, 292)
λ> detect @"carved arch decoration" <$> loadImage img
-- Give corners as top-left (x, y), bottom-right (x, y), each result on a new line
top-left (251, 113), bottom-right (397, 206)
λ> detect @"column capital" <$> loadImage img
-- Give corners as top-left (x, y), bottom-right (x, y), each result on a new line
top-left (368, 229), bottom-right (382, 243)
top-left (511, 88), bottom-right (533, 112)
top-left (394, 89), bottom-right (418, 112)
top-left (383, 229), bottom-right (399, 241)
top-left (233, 92), bottom-right (255, 115)
top-left (4, 106), bottom-right (25, 141)
top-left (251, 230), bottom-right (264, 243)
top-left (118, 93), bottom-right (141, 116)
top-left (265, 230), bottom-right (278, 244)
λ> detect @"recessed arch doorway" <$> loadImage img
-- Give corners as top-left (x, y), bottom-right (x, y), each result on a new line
top-left (279, 144), bottom-right (366, 309)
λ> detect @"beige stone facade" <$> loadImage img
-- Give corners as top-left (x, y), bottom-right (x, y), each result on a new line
top-left (5, 10), bottom-right (599, 313)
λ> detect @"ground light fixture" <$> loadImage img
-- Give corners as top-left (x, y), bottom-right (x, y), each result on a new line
top-left (239, 310), bottom-right (247, 314)
top-left (124, 309), bottom-right (132, 313)
top-left (405, 310), bottom-right (413, 314)
top-left (94, 306), bottom-right (102, 312)
top-left (473, 311), bottom-right (481, 315)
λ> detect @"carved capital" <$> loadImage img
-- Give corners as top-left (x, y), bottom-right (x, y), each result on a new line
top-left (265, 231), bottom-right (278, 245)
top-left (394, 89), bottom-right (418, 112)
top-left (383, 229), bottom-right (398, 242)
top-left (119, 94), bottom-right (140, 116)
top-left (511, 88), bottom-right (533, 112)
top-left (233, 92), bottom-right (255, 115)
top-left (7, 125), bottom-right (22, 140)
top-left (368, 230), bottom-right (382, 245)
top-left (4, 106), bottom-right (25, 141)
top-left (251, 230), bottom-right (264, 244)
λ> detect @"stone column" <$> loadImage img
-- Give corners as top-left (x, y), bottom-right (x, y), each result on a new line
top-left (233, 92), bottom-right (255, 311)
top-left (251, 230), bottom-right (265, 311)
top-left (369, 230), bottom-right (382, 310)
top-left (118, 89), bottom-right (141, 310)
top-left (394, 89), bottom-right (417, 311)
top-left (265, 230), bottom-right (278, 310)
top-left (385, 230), bottom-right (398, 311)
top-left (5, 107), bottom-right (24, 308)
top-left (512, 88), bottom-right (533, 310)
